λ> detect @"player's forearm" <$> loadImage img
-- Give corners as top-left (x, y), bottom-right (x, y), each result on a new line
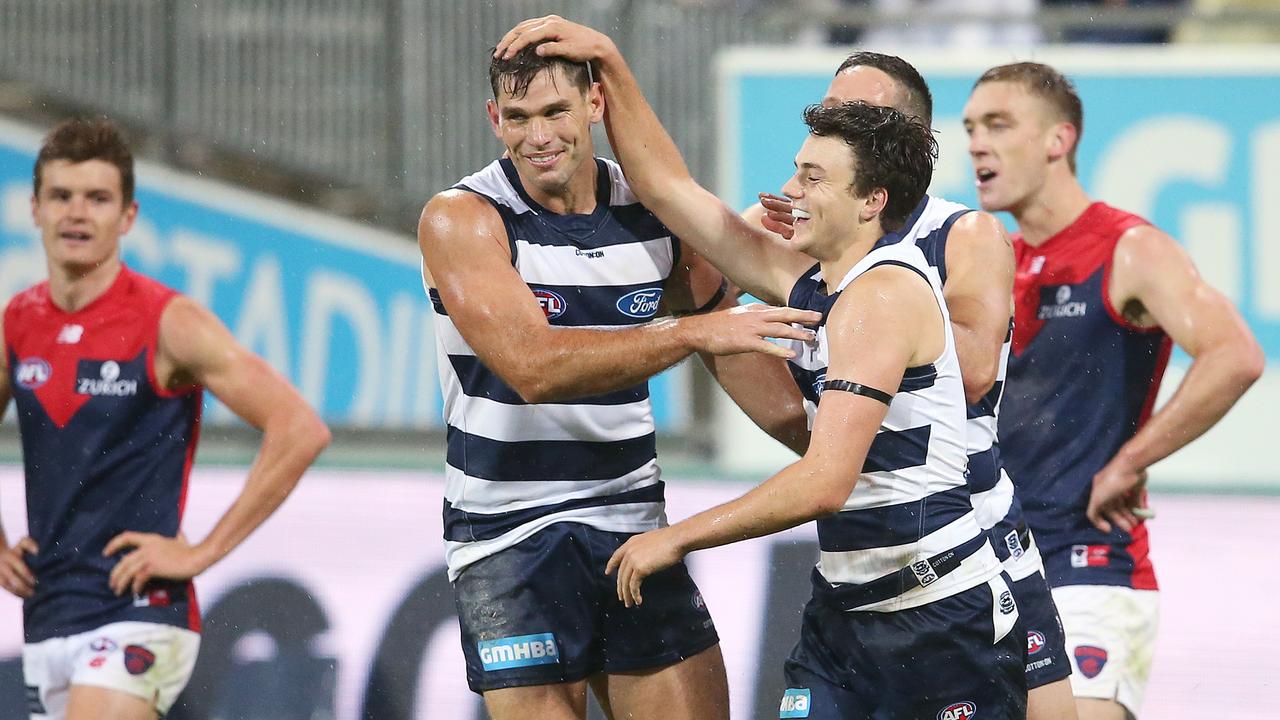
top-left (509, 318), bottom-right (699, 403)
top-left (950, 320), bottom-right (1001, 404)
top-left (700, 351), bottom-right (810, 455)
top-left (193, 408), bottom-right (330, 569)
top-left (1118, 343), bottom-right (1262, 470)
top-left (670, 460), bottom-right (849, 555)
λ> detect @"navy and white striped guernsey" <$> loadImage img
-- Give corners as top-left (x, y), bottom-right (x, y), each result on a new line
top-left (429, 157), bottom-right (679, 581)
top-left (784, 239), bottom-right (1001, 612)
top-left (880, 195), bottom-right (1042, 581)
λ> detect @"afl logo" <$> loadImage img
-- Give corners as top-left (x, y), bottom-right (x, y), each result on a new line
top-left (533, 289), bottom-right (566, 319)
top-left (1055, 285), bottom-right (1072, 305)
top-left (938, 701), bottom-right (977, 720)
top-left (15, 358), bottom-right (51, 389)
top-left (1027, 630), bottom-right (1046, 655)
top-left (617, 287), bottom-right (663, 319)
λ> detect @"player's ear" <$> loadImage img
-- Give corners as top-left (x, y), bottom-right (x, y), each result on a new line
top-left (1047, 121), bottom-right (1077, 164)
top-left (118, 200), bottom-right (139, 236)
top-left (586, 82), bottom-right (604, 124)
top-left (486, 99), bottom-right (503, 140)
top-left (860, 186), bottom-right (888, 223)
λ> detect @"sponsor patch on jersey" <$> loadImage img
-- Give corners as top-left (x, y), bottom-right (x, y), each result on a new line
top-left (57, 323), bottom-right (84, 344)
top-left (998, 590), bottom-right (1016, 615)
top-left (1038, 284), bottom-right (1088, 320)
top-left (1074, 645), bottom-right (1108, 679)
top-left (779, 688), bottom-right (811, 718)
top-left (1070, 544), bottom-right (1110, 568)
top-left (15, 357), bottom-right (51, 390)
top-left (938, 701), bottom-right (977, 720)
top-left (477, 633), bottom-right (560, 671)
top-left (1027, 630), bottom-right (1046, 655)
top-left (123, 644), bottom-right (156, 675)
top-left (616, 287), bottom-right (663, 319)
top-left (76, 359), bottom-right (139, 397)
top-left (533, 289), bottom-right (567, 319)
top-left (910, 558), bottom-right (940, 587)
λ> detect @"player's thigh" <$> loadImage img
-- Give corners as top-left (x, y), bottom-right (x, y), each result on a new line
top-left (1074, 697), bottom-right (1132, 720)
top-left (1012, 571), bottom-right (1072, 691)
top-left (483, 679), bottom-right (591, 720)
top-left (24, 636), bottom-right (73, 719)
top-left (65, 684), bottom-right (156, 720)
top-left (597, 644), bottom-right (728, 720)
top-left (1028, 678), bottom-right (1079, 720)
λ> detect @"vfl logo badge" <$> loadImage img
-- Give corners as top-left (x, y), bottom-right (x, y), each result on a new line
top-left (1027, 630), bottom-right (1046, 655)
top-left (779, 688), bottom-right (811, 718)
top-left (89, 637), bottom-right (118, 653)
top-left (617, 287), bottom-right (663, 319)
top-left (477, 633), bottom-right (560, 671)
top-left (123, 645), bottom-right (155, 675)
top-left (938, 701), bottom-right (977, 720)
top-left (910, 559), bottom-right (940, 587)
top-left (1074, 645), bottom-right (1108, 679)
top-left (15, 358), bottom-right (51, 390)
top-left (533, 289), bottom-right (567, 319)
top-left (76, 360), bottom-right (139, 397)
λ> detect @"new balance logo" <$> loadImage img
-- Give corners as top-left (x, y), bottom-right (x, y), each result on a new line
top-left (57, 324), bottom-right (84, 344)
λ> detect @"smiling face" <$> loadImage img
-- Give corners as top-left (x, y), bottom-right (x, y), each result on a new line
top-left (780, 134), bottom-right (873, 260)
top-left (963, 80), bottom-right (1070, 214)
top-left (487, 65), bottom-right (602, 206)
top-left (32, 159), bottom-right (136, 275)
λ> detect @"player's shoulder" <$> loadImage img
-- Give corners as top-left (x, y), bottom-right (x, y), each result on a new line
top-left (120, 266), bottom-right (181, 305)
top-left (3, 280), bottom-right (52, 324)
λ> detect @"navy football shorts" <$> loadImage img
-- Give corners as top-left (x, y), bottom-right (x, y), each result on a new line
top-left (452, 523), bottom-right (719, 693)
top-left (779, 574), bottom-right (1027, 720)
top-left (1011, 571), bottom-right (1072, 688)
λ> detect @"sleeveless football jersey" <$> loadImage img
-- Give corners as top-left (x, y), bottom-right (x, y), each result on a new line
top-left (431, 157), bottom-right (679, 580)
top-left (785, 239), bottom-right (1000, 612)
top-left (1000, 202), bottom-right (1169, 589)
top-left (5, 266), bottom-right (202, 642)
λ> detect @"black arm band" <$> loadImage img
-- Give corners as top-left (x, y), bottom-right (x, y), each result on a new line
top-left (673, 278), bottom-right (730, 317)
top-left (822, 379), bottom-right (893, 405)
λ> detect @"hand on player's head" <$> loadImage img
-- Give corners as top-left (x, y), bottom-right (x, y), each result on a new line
top-left (495, 15), bottom-right (614, 64)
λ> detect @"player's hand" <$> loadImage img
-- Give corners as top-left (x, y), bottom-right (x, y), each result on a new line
top-left (758, 193), bottom-right (796, 239)
top-left (0, 536), bottom-right (38, 599)
top-left (685, 304), bottom-right (819, 359)
top-left (605, 527), bottom-right (686, 608)
top-left (1087, 459), bottom-right (1149, 534)
top-left (495, 15), bottom-right (617, 64)
top-left (104, 532), bottom-right (208, 597)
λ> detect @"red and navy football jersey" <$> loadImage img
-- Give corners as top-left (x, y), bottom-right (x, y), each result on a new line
top-left (999, 203), bottom-right (1170, 591)
top-left (4, 266), bottom-right (203, 642)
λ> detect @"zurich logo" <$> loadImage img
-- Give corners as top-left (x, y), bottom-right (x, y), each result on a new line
top-left (533, 289), bottom-right (567, 319)
top-left (15, 358), bottom-right (51, 389)
top-left (938, 701), bottom-right (977, 720)
top-left (617, 287), bottom-right (663, 319)
top-left (1055, 285), bottom-right (1072, 305)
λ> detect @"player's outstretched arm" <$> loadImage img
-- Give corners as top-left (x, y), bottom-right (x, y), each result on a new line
top-left (941, 211), bottom-right (1014, 403)
top-left (669, 251), bottom-right (810, 455)
top-left (1088, 226), bottom-right (1265, 533)
top-left (421, 191), bottom-right (819, 405)
top-left (104, 297), bottom-right (332, 596)
top-left (496, 16), bottom-right (810, 305)
top-left (606, 266), bottom-right (932, 606)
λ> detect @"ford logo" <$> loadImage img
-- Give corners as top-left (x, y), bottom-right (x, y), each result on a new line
top-left (617, 287), bottom-right (663, 319)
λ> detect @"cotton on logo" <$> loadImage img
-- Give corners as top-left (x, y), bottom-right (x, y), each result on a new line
top-left (15, 358), bottom-right (51, 389)
top-left (938, 701), bottom-right (977, 720)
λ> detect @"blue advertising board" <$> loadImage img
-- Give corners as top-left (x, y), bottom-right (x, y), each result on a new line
top-left (0, 118), bottom-right (683, 429)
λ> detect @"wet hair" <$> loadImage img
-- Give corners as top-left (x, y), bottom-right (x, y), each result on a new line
top-left (488, 42), bottom-right (591, 101)
top-left (802, 102), bottom-right (937, 232)
top-left (835, 52), bottom-right (933, 128)
top-left (975, 62), bottom-right (1084, 173)
top-left (34, 117), bottom-right (135, 204)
